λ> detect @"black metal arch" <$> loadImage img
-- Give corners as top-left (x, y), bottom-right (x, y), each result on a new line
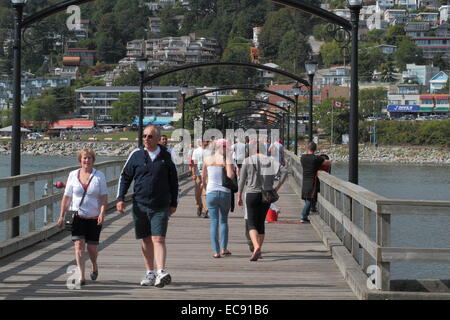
top-left (144, 62), bottom-right (310, 87)
top-left (221, 107), bottom-right (281, 119)
top-left (186, 86), bottom-right (295, 104)
top-left (232, 118), bottom-right (279, 129)
top-left (205, 99), bottom-right (288, 113)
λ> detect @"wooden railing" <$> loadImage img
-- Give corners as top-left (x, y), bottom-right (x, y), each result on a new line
top-left (286, 150), bottom-right (450, 291)
top-left (0, 160), bottom-right (190, 258)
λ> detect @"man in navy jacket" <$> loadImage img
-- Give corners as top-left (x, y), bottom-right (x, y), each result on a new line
top-left (116, 125), bottom-right (178, 288)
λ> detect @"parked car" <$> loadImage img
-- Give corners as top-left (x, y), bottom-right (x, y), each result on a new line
top-left (102, 126), bottom-right (113, 133)
top-left (27, 133), bottom-right (43, 139)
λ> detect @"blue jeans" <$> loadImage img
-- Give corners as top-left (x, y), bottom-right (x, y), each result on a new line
top-left (300, 199), bottom-right (312, 220)
top-left (206, 191), bottom-right (231, 254)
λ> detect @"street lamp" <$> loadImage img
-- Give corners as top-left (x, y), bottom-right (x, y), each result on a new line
top-left (292, 83), bottom-right (300, 155)
top-left (305, 59), bottom-right (318, 143)
top-left (201, 97), bottom-right (208, 137)
top-left (347, 0), bottom-right (363, 184)
top-left (136, 56), bottom-right (148, 147)
top-left (10, 0), bottom-right (27, 238)
top-left (180, 85), bottom-right (188, 130)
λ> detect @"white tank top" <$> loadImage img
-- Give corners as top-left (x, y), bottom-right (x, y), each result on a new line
top-left (206, 166), bottom-right (230, 194)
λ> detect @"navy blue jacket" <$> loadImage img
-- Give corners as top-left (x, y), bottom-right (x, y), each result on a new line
top-left (117, 145), bottom-right (179, 208)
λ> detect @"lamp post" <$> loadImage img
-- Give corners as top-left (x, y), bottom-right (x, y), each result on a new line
top-left (348, 0), bottom-right (362, 184)
top-left (285, 102), bottom-right (290, 151)
top-left (10, 0), bottom-right (27, 238)
top-left (305, 59), bottom-right (318, 143)
top-left (180, 85), bottom-right (187, 130)
top-left (136, 57), bottom-right (148, 147)
top-left (292, 83), bottom-right (300, 155)
top-left (201, 97), bottom-right (208, 137)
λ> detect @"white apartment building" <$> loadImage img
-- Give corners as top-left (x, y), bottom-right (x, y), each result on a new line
top-left (440, 5), bottom-right (450, 23)
top-left (384, 9), bottom-right (407, 25)
top-left (126, 34), bottom-right (219, 68)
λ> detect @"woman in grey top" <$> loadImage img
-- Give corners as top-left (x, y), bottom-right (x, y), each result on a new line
top-left (237, 139), bottom-right (286, 261)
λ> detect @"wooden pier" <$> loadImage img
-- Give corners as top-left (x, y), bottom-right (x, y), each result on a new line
top-left (0, 178), bottom-right (355, 300)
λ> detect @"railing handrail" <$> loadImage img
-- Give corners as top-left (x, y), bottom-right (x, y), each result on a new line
top-left (0, 160), bottom-right (125, 188)
top-left (285, 151), bottom-right (450, 291)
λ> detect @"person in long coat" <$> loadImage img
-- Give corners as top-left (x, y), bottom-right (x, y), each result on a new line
top-left (299, 142), bottom-right (330, 223)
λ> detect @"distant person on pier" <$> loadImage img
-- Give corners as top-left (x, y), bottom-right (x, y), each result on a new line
top-left (237, 138), bottom-right (286, 261)
top-left (201, 138), bottom-right (235, 258)
top-left (191, 139), bottom-right (213, 218)
top-left (311, 154), bottom-right (331, 213)
top-left (299, 142), bottom-right (331, 223)
top-left (116, 125), bottom-right (179, 288)
top-left (57, 148), bottom-right (108, 286)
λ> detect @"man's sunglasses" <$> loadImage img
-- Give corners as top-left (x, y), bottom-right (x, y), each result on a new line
top-left (143, 134), bottom-right (153, 139)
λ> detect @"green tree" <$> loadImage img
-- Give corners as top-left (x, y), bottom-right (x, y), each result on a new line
top-left (22, 95), bottom-right (60, 126)
top-left (111, 92), bottom-right (139, 123)
top-left (96, 13), bottom-right (123, 63)
top-left (218, 37), bottom-right (257, 85)
top-left (259, 8), bottom-right (301, 63)
top-left (395, 38), bottom-right (425, 71)
top-left (277, 31), bottom-right (312, 74)
top-left (380, 61), bottom-right (397, 83)
top-left (359, 87), bottom-right (387, 118)
top-left (113, 65), bottom-right (141, 86)
top-left (0, 108), bottom-right (12, 127)
top-left (320, 41), bottom-right (344, 67)
top-left (314, 98), bottom-right (350, 144)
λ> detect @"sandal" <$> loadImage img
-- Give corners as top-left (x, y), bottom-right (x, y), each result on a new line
top-left (213, 253), bottom-right (221, 258)
top-left (90, 270), bottom-right (98, 281)
top-left (250, 249), bottom-right (261, 262)
top-left (221, 250), bottom-right (232, 256)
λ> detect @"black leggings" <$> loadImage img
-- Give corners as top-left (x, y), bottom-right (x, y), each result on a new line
top-left (246, 192), bottom-right (270, 234)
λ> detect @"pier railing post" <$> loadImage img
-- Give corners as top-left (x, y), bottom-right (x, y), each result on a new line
top-left (28, 182), bottom-right (35, 232)
top-left (376, 212), bottom-right (390, 291)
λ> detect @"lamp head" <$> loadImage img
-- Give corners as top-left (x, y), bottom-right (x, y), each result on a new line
top-left (180, 85), bottom-right (188, 96)
top-left (347, 0), bottom-right (363, 8)
top-left (11, 0), bottom-right (27, 5)
top-left (292, 83), bottom-right (301, 97)
top-left (136, 57), bottom-right (148, 73)
top-left (201, 97), bottom-right (208, 105)
top-left (305, 59), bottom-right (318, 76)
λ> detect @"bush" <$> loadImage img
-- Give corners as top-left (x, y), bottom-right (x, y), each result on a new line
top-left (360, 119), bottom-right (450, 146)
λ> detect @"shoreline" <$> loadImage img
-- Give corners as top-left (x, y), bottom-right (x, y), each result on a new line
top-left (0, 140), bottom-right (449, 165)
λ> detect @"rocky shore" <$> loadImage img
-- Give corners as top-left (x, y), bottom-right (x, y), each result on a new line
top-left (0, 140), bottom-right (449, 164)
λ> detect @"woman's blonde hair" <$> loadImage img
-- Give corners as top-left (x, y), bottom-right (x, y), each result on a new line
top-left (77, 148), bottom-right (96, 163)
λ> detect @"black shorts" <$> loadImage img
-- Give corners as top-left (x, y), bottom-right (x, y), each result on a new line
top-left (246, 192), bottom-right (270, 234)
top-left (71, 215), bottom-right (102, 245)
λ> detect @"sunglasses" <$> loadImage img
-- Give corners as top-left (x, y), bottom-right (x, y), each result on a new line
top-left (143, 134), bottom-right (153, 139)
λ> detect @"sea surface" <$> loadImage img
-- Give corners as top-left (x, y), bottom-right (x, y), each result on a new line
top-left (0, 155), bottom-right (449, 280)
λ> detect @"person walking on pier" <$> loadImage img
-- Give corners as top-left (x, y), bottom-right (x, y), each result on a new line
top-left (116, 125), bottom-right (179, 288)
top-left (237, 138), bottom-right (286, 261)
top-left (201, 138), bottom-right (235, 258)
top-left (191, 139), bottom-right (212, 218)
top-left (57, 148), bottom-right (108, 286)
top-left (299, 142), bottom-right (331, 223)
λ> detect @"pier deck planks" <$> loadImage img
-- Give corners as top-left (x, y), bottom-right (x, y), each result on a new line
top-left (0, 180), bottom-right (355, 300)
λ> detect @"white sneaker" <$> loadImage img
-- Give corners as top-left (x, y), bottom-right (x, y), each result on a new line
top-left (140, 272), bottom-right (156, 286)
top-left (154, 270), bottom-right (172, 288)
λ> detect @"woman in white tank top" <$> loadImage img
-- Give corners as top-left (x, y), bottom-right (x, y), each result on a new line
top-left (201, 139), bottom-right (236, 258)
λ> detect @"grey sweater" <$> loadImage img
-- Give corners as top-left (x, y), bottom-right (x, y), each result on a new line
top-left (238, 154), bottom-right (287, 193)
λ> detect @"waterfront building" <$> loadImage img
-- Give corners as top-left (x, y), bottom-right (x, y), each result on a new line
top-left (126, 34), bottom-right (219, 69)
top-left (0, 74), bottom-right (71, 110)
top-left (316, 66), bottom-right (351, 88)
top-left (75, 86), bottom-right (181, 122)
top-left (439, 5), bottom-right (450, 24)
top-left (401, 64), bottom-right (440, 86)
top-left (429, 71), bottom-right (448, 93)
top-left (405, 22), bottom-right (431, 37)
top-left (64, 48), bottom-right (96, 67)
